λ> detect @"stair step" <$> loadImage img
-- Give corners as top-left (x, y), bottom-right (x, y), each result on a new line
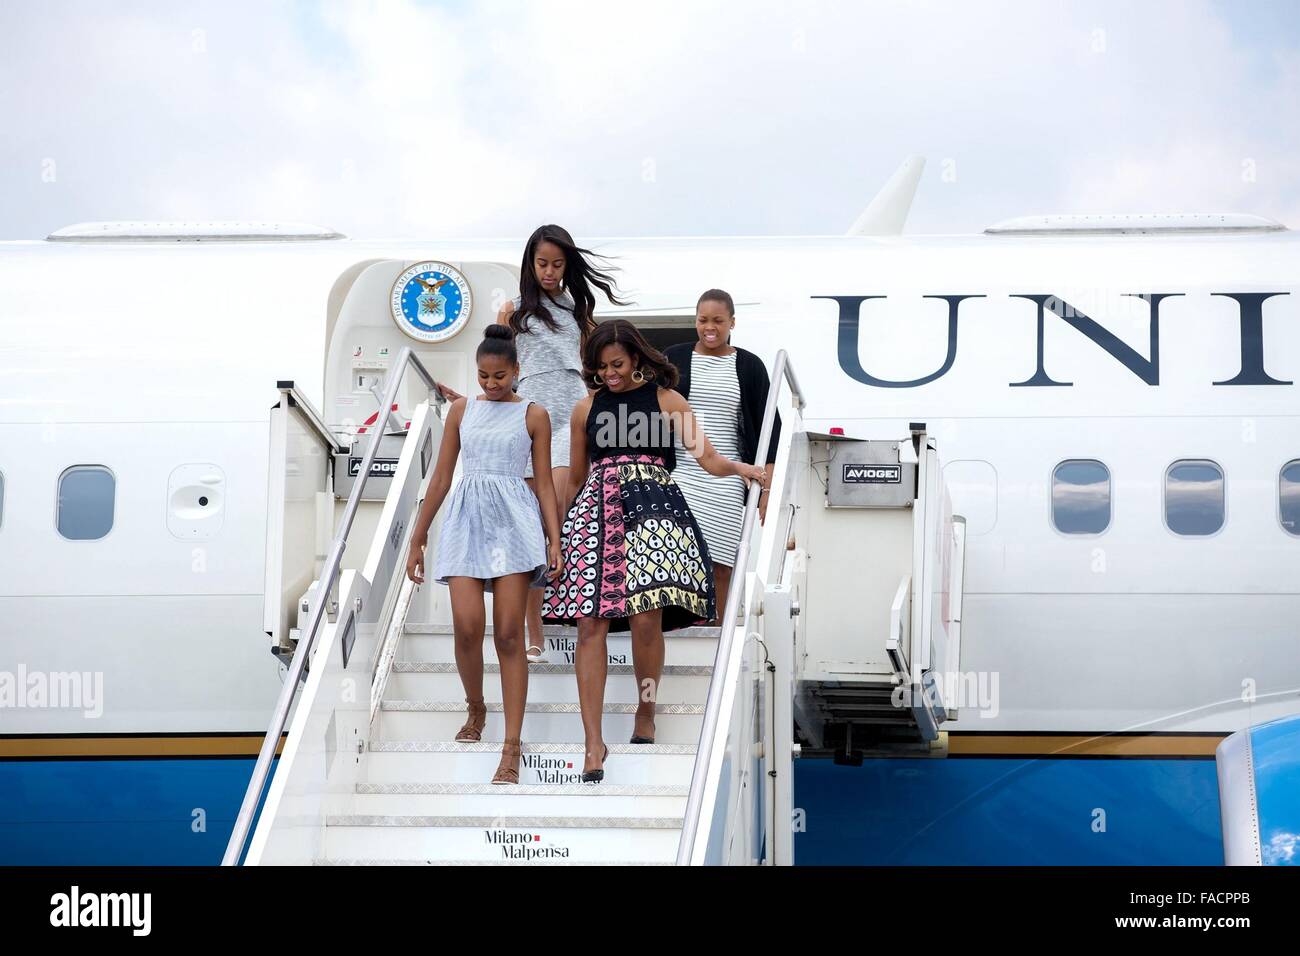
top-left (384, 669), bottom-right (710, 705)
top-left (341, 786), bottom-right (687, 816)
top-left (381, 701), bottom-right (705, 714)
top-left (376, 710), bottom-right (703, 744)
top-left (392, 662), bottom-right (712, 676)
top-left (358, 782), bottom-right (689, 796)
top-left (329, 814), bottom-right (681, 828)
top-left (399, 630), bottom-right (720, 667)
top-left (323, 818), bottom-right (681, 862)
top-left (315, 858), bottom-right (671, 866)
top-left (364, 742), bottom-right (697, 785)
top-left (368, 740), bottom-right (697, 753)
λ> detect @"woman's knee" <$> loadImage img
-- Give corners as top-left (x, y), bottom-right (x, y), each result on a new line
top-left (452, 618), bottom-right (484, 648)
top-left (493, 629), bottom-right (524, 655)
top-left (576, 619), bottom-right (608, 647)
top-left (628, 611), bottom-right (663, 643)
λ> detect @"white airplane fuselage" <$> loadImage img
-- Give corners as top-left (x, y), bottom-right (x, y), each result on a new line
top-left (1, 231), bottom-right (1297, 744)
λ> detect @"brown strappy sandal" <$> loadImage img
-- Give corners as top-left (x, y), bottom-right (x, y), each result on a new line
top-left (491, 738), bottom-right (522, 785)
top-left (454, 697), bottom-right (487, 742)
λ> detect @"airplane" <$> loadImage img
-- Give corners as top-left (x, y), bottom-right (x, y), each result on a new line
top-left (0, 157), bottom-right (1296, 865)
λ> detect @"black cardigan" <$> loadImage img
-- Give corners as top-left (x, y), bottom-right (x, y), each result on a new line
top-left (664, 342), bottom-right (781, 466)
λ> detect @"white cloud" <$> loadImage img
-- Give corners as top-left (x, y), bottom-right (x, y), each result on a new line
top-left (1, 0), bottom-right (1296, 239)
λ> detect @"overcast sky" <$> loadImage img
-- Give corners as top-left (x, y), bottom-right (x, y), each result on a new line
top-left (2, 0), bottom-right (1297, 241)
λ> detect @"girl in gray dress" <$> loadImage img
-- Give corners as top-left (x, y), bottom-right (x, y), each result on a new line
top-left (406, 325), bottom-right (563, 785)
top-left (497, 224), bottom-right (629, 663)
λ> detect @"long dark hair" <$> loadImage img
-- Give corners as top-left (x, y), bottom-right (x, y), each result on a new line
top-left (582, 319), bottom-right (679, 391)
top-left (511, 224), bottom-right (628, 345)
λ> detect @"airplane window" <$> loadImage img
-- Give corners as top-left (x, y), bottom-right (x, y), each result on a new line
top-left (57, 465), bottom-right (115, 540)
top-left (1282, 460), bottom-right (1300, 536)
top-left (1165, 459), bottom-right (1224, 536)
top-left (1051, 459), bottom-right (1110, 534)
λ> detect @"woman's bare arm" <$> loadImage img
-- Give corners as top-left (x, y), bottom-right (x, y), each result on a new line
top-left (563, 396), bottom-right (592, 512)
top-left (526, 403), bottom-right (561, 545)
top-left (658, 388), bottom-right (766, 485)
top-left (406, 398), bottom-right (465, 582)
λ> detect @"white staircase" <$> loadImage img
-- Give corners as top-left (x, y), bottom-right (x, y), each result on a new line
top-left (230, 347), bottom-right (815, 867)
top-left (317, 621), bottom-right (718, 865)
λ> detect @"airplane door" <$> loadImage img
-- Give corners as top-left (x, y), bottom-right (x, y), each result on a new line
top-left (263, 383), bottom-right (346, 653)
top-left (324, 259), bottom-right (521, 440)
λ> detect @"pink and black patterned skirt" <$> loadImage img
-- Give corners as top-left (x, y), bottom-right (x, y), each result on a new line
top-left (541, 454), bottom-right (715, 633)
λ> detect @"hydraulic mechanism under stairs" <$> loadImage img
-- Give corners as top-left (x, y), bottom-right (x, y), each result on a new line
top-left (225, 346), bottom-right (968, 866)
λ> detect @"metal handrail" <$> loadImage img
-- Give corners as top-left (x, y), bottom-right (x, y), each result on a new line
top-left (222, 347), bottom-right (443, 866)
top-left (675, 349), bottom-right (805, 865)
top-left (276, 381), bottom-right (348, 455)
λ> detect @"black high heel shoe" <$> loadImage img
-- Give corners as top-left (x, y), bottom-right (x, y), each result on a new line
top-left (630, 714), bottom-right (656, 745)
top-left (581, 744), bottom-right (609, 783)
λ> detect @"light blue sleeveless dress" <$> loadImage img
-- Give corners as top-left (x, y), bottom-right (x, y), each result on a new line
top-left (432, 397), bottom-right (548, 591)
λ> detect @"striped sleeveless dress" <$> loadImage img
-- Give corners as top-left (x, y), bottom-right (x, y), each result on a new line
top-left (431, 397), bottom-right (548, 591)
top-left (671, 351), bottom-right (746, 567)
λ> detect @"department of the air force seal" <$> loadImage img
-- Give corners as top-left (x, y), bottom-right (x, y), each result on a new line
top-left (390, 261), bottom-right (473, 343)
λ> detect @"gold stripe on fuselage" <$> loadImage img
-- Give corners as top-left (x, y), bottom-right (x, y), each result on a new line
top-left (0, 733), bottom-right (1224, 759)
top-left (0, 735), bottom-right (286, 758)
top-left (947, 733), bottom-right (1224, 758)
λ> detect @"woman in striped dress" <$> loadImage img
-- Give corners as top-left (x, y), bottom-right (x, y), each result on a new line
top-left (665, 290), bottom-right (780, 622)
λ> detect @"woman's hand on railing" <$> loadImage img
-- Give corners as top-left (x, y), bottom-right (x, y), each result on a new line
top-left (434, 381), bottom-right (464, 403)
top-left (732, 462), bottom-right (767, 488)
top-left (406, 538), bottom-right (427, 584)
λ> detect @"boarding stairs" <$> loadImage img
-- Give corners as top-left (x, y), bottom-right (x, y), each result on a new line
top-left (225, 345), bottom-right (966, 866)
top-left (319, 620), bottom-right (716, 865)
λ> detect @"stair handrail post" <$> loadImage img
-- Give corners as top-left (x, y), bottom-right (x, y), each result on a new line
top-left (676, 348), bottom-right (805, 865)
top-left (221, 347), bottom-right (443, 866)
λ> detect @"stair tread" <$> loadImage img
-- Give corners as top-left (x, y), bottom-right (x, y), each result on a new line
top-left (369, 741), bottom-right (696, 754)
top-left (392, 662), bottom-right (712, 675)
top-left (357, 782), bottom-right (688, 796)
top-left (315, 858), bottom-right (671, 866)
top-left (327, 814), bottom-right (682, 828)
top-left (381, 701), bottom-right (704, 715)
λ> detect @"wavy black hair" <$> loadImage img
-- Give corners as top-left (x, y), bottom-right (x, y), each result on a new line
top-left (511, 224), bottom-right (629, 346)
top-left (582, 319), bottom-right (679, 391)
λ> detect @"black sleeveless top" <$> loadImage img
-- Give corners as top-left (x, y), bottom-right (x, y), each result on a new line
top-left (586, 382), bottom-right (677, 470)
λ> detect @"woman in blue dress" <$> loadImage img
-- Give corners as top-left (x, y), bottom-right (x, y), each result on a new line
top-left (406, 325), bottom-right (563, 785)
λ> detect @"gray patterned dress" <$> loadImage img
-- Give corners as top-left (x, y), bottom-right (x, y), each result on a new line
top-left (511, 291), bottom-right (588, 477)
top-left (432, 397), bottom-right (548, 591)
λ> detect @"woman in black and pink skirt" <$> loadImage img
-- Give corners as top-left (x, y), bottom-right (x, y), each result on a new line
top-left (541, 319), bottom-right (766, 782)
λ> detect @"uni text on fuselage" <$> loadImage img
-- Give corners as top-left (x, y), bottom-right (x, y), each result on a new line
top-left (819, 291), bottom-right (1291, 388)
